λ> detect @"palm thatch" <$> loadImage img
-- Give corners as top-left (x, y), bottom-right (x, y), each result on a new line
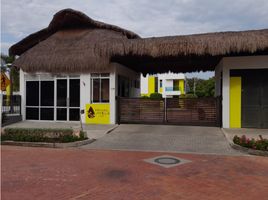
top-left (10, 9), bottom-right (268, 74)
top-left (9, 8), bottom-right (140, 56)
top-left (12, 29), bottom-right (130, 73)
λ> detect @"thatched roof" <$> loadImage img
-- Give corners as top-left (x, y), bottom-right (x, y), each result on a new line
top-left (109, 29), bottom-right (268, 73)
top-left (10, 9), bottom-right (268, 74)
top-left (9, 8), bottom-right (140, 56)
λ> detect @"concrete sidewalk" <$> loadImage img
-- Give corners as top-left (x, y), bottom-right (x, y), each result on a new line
top-left (4, 121), bottom-right (118, 140)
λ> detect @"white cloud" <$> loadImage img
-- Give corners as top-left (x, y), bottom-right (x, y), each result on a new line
top-left (0, 42), bottom-right (12, 55)
top-left (2, 0), bottom-right (268, 41)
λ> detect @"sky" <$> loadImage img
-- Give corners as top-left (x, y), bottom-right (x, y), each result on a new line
top-left (1, 0), bottom-right (268, 79)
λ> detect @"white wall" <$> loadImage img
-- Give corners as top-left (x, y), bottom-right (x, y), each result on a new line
top-left (140, 74), bottom-right (148, 94)
top-left (216, 55), bottom-right (268, 128)
top-left (20, 69), bottom-right (26, 120)
top-left (80, 73), bottom-right (91, 123)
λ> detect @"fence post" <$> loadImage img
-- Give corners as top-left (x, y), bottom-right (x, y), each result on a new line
top-left (116, 96), bottom-right (121, 124)
top-left (216, 96), bottom-right (222, 127)
top-left (164, 98), bottom-right (167, 123)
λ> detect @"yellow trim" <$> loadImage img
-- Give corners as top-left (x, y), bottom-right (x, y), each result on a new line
top-left (148, 76), bottom-right (155, 95)
top-left (230, 77), bottom-right (241, 128)
top-left (179, 80), bottom-right (185, 94)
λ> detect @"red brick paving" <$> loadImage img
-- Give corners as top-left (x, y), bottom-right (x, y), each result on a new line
top-left (1, 146), bottom-right (268, 200)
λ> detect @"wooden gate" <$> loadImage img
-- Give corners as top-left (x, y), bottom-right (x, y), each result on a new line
top-left (118, 97), bottom-right (221, 127)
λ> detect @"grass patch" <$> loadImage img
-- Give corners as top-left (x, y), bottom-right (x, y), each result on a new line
top-left (1, 128), bottom-right (88, 143)
top-left (233, 135), bottom-right (268, 151)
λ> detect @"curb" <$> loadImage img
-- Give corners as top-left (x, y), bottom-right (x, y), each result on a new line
top-left (1, 138), bottom-right (96, 148)
top-left (106, 124), bottom-right (119, 134)
top-left (221, 128), bottom-right (268, 157)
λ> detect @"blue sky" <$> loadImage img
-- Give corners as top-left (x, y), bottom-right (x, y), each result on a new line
top-left (1, 0), bottom-right (268, 79)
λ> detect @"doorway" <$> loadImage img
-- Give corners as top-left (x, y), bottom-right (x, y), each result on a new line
top-left (231, 69), bottom-right (268, 128)
top-left (25, 76), bottom-right (80, 121)
top-left (56, 78), bottom-right (80, 121)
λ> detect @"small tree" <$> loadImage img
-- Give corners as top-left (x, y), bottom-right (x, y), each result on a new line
top-left (150, 92), bottom-right (162, 99)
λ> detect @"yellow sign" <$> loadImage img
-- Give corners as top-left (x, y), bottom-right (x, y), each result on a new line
top-left (1, 72), bottom-right (10, 91)
top-left (85, 104), bottom-right (110, 124)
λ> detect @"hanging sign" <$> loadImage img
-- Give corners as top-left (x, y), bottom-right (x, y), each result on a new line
top-left (85, 104), bottom-right (110, 124)
top-left (1, 72), bottom-right (10, 91)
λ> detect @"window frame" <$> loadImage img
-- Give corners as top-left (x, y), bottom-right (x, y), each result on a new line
top-left (90, 73), bottom-right (110, 103)
top-left (25, 75), bottom-right (80, 121)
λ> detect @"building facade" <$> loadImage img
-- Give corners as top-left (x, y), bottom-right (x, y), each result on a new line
top-left (141, 73), bottom-right (185, 98)
top-left (20, 63), bottom-right (140, 124)
top-left (9, 9), bottom-right (268, 128)
top-left (215, 55), bottom-right (268, 129)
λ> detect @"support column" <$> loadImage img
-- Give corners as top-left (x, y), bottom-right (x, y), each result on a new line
top-left (222, 67), bottom-right (230, 128)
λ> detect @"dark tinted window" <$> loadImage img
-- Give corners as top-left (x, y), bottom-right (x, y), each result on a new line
top-left (69, 109), bottom-right (80, 121)
top-left (41, 81), bottom-right (54, 106)
top-left (40, 108), bottom-right (54, 120)
top-left (69, 79), bottom-right (80, 107)
top-left (93, 79), bottom-right (100, 102)
top-left (26, 81), bottom-right (39, 106)
top-left (57, 108), bottom-right (67, 121)
top-left (101, 79), bottom-right (109, 102)
top-left (26, 108), bottom-right (39, 120)
top-left (57, 80), bottom-right (67, 107)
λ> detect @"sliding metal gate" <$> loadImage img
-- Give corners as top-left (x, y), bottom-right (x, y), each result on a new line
top-left (118, 97), bottom-right (221, 127)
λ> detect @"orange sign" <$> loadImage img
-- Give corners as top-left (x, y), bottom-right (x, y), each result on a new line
top-left (1, 72), bottom-right (10, 91)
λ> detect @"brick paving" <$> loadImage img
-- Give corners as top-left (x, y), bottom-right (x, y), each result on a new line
top-left (1, 146), bottom-right (268, 200)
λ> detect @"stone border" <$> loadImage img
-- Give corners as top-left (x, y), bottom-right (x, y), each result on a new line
top-left (106, 124), bottom-right (119, 134)
top-left (1, 138), bottom-right (96, 148)
top-left (221, 128), bottom-right (268, 157)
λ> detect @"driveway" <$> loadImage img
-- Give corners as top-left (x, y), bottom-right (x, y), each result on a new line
top-left (82, 124), bottom-right (241, 155)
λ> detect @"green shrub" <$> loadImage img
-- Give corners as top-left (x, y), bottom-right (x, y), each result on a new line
top-left (233, 135), bottom-right (268, 151)
top-left (141, 95), bottom-right (150, 99)
top-left (149, 92), bottom-right (162, 99)
top-left (179, 94), bottom-right (198, 99)
top-left (1, 128), bottom-right (88, 143)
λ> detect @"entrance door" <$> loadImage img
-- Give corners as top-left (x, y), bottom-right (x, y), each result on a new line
top-left (261, 74), bottom-right (268, 128)
top-left (56, 78), bottom-right (80, 121)
top-left (242, 70), bottom-right (268, 128)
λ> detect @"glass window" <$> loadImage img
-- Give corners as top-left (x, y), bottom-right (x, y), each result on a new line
top-left (91, 74), bottom-right (110, 103)
top-left (69, 79), bottom-right (80, 107)
top-left (26, 108), bottom-right (39, 120)
top-left (26, 81), bottom-right (39, 106)
top-left (57, 108), bottom-right (67, 121)
top-left (57, 79), bottom-right (67, 107)
top-left (41, 81), bottom-right (54, 106)
top-left (69, 109), bottom-right (80, 121)
top-left (92, 79), bottom-right (100, 102)
top-left (40, 108), bottom-right (54, 120)
top-left (101, 79), bottom-right (109, 102)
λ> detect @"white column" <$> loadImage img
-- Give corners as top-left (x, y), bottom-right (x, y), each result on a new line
top-left (222, 66), bottom-right (230, 128)
top-left (110, 72), bottom-right (116, 124)
top-left (20, 69), bottom-right (26, 120)
top-left (80, 74), bottom-right (91, 123)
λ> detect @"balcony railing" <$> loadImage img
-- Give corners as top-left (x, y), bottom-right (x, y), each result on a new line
top-left (165, 87), bottom-right (180, 92)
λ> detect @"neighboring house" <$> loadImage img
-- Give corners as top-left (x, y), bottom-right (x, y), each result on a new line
top-left (141, 73), bottom-right (185, 98)
top-left (9, 9), bottom-right (268, 128)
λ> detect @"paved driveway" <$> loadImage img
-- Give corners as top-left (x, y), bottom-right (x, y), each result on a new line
top-left (82, 124), bottom-right (241, 155)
